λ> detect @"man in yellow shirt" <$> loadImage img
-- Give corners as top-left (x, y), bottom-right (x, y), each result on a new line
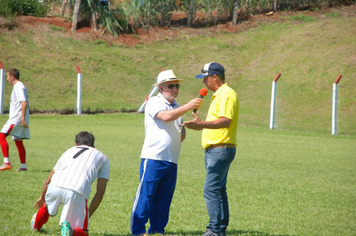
top-left (183, 62), bottom-right (239, 236)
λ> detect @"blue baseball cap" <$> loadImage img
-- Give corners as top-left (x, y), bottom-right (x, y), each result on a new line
top-left (195, 62), bottom-right (225, 79)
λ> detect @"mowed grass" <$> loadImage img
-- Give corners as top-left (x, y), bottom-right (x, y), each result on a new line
top-left (0, 114), bottom-right (354, 236)
top-left (0, 4), bottom-right (355, 235)
top-left (0, 5), bottom-right (355, 134)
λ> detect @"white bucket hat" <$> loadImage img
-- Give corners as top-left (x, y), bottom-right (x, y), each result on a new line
top-left (153, 69), bottom-right (183, 87)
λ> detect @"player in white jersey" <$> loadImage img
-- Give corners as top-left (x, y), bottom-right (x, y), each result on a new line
top-left (30, 131), bottom-right (110, 236)
top-left (0, 68), bottom-right (30, 172)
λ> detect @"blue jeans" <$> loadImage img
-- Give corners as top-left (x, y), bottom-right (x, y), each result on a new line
top-left (204, 146), bottom-right (236, 234)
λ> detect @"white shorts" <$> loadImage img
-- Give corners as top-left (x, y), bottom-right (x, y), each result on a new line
top-left (1, 122), bottom-right (30, 141)
top-left (46, 185), bottom-right (89, 230)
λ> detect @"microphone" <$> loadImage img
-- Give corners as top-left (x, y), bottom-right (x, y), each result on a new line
top-left (193, 88), bottom-right (208, 113)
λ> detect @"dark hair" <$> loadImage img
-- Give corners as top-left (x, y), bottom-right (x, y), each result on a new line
top-left (8, 68), bottom-right (20, 80)
top-left (75, 131), bottom-right (95, 147)
top-left (217, 74), bottom-right (225, 82)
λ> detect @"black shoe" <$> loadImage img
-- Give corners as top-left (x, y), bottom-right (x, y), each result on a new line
top-left (202, 229), bottom-right (219, 236)
top-left (219, 232), bottom-right (226, 236)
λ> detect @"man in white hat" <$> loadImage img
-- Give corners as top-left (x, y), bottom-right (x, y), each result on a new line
top-left (131, 69), bottom-right (203, 236)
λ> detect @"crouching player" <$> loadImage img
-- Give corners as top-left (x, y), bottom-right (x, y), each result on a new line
top-left (31, 131), bottom-right (110, 236)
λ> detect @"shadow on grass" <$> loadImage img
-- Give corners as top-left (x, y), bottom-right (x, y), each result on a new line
top-left (34, 224), bottom-right (299, 236)
top-left (34, 229), bottom-right (300, 236)
top-left (163, 229), bottom-right (300, 236)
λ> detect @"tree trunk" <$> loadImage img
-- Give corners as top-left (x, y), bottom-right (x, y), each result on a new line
top-left (61, 0), bottom-right (66, 17)
top-left (215, 4), bottom-right (220, 26)
top-left (232, 0), bottom-right (239, 25)
top-left (273, 0), bottom-right (278, 12)
top-left (88, 3), bottom-right (98, 31)
top-left (91, 12), bottom-right (98, 31)
top-left (71, 0), bottom-right (82, 31)
top-left (188, 0), bottom-right (194, 27)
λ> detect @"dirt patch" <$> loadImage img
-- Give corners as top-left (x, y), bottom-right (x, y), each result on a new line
top-left (4, 4), bottom-right (356, 46)
top-left (9, 13), bottom-right (273, 46)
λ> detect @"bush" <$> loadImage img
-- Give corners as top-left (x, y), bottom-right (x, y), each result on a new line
top-left (0, 0), bottom-right (15, 18)
top-left (4, 0), bottom-right (49, 17)
top-left (99, 5), bottom-right (130, 35)
top-left (79, 0), bottom-right (130, 35)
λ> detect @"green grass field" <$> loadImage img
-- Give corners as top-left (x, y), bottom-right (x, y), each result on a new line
top-left (0, 4), bottom-right (355, 235)
top-left (0, 114), bottom-right (355, 236)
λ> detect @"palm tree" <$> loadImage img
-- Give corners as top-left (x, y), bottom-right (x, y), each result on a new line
top-left (61, 0), bottom-right (127, 35)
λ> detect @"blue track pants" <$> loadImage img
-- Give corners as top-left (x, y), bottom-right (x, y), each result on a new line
top-left (131, 158), bottom-right (177, 235)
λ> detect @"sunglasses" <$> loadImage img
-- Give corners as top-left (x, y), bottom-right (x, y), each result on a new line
top-left (166, 84), bottom-right (180, 89)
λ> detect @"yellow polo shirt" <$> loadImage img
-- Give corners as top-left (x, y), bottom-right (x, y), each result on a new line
top-left (202, 83), bottom-right (239, 149)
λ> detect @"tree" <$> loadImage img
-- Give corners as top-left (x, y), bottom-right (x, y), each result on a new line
top-left (188, 0), bottom-right (195, 27)
top-left (71, 0), bottom-right (81, 31)
top-left (232, 0), bottom-right (239, 25)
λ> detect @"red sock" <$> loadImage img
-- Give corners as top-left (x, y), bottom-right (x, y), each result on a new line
top-left (0, 133), bottom-right (9, 159)
top-left (72, 228), bottom-right (88, 236)
top-left (34, 203), bottom-right (49, 231)
top-left (15, 140), bottom-right (26, 164)
top-left (72, 201), bottom-right (88, 236)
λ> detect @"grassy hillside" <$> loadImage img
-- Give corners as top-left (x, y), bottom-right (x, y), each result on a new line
top-left (0, 5), bottom-right (355, 135)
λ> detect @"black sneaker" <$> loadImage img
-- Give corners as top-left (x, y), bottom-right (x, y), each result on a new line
top-left (202, 229), bottom-right (219, 236)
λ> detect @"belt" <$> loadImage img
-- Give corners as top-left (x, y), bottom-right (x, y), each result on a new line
top-left (205, 144), bottom-right (235, 150)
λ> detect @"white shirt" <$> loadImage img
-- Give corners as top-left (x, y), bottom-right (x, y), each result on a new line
top-left (140, 93), bottom-right (183, 164)
top-left (50, 145), bottom-right (110, 199)
top-left (9, 81), bottom-right (29, 125)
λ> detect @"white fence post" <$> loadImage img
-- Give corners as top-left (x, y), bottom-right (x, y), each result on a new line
top-left (269, 73), bottom-right (281, 129)
top-left (332, 75), bottom-right (342, 135)
top-left (76, 65), bottom-right (82, 115)
top-left (0, 62), bottom-right (5, 115)
top-left (138, 86), bottom-right (159, 113)
top-left (138, 69), bottom-right (167, 113)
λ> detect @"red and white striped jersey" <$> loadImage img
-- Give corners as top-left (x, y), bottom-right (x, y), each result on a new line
top-left (50, 145), bottom-right (110, 199)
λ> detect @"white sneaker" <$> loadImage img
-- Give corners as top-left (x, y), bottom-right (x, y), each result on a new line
top-left (0, 163), bottom-right (12, 171)
top-left (30, 213), bottom-right (37, 231)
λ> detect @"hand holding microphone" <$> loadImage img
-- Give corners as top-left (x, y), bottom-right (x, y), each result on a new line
top-left (182, 88), bottom-right (207, 130)
top-left (193, 88), bottom-right (208, 113)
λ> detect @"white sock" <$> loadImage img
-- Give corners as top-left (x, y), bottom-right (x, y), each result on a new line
top-left (4, 157), bottom-right (10, 164)
top-left (21, 163), bottom-right (27, 169)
